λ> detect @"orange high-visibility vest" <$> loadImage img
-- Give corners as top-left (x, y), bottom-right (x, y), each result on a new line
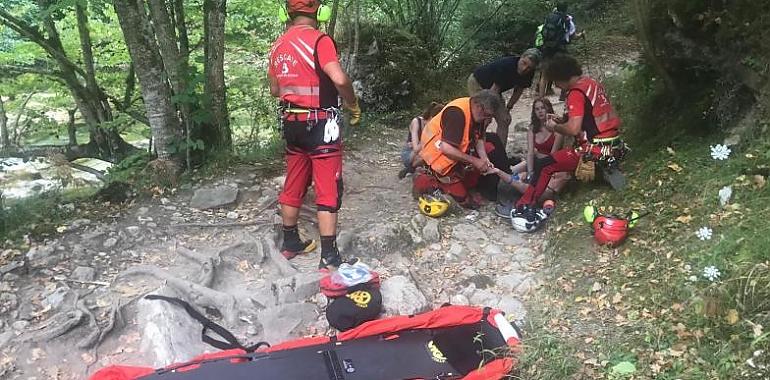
top-left (419, 98), bottom-right (473, 176)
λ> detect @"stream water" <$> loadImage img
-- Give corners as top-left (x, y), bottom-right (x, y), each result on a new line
top-left (1, 138), bottom-right (148, 201)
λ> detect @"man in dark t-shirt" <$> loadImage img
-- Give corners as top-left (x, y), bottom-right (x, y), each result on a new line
top-left (467, 48), bottom-right (541, 148)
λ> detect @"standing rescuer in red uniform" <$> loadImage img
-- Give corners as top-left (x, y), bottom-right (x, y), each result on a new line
top-left (268, 0), bottom-right (361, 269)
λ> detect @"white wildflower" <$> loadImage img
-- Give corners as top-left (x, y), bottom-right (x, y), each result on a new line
top-left (696, 227), bottom-right (713, 241)
top-left (703, 266), bottom-right (721, 282)
top-left (688, 275), bottom-right (698, 282)
top-left (684, 264), bottom-right (692, 272)
top-left (710, 144), bottom-right (731, 160)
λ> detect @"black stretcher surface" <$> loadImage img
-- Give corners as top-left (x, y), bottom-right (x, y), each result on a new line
top-left (138, 324), bottom-right (506, 380)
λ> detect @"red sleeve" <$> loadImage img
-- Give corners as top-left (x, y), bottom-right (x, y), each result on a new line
top-left (566, 90), bottom-right (585, 117)
top-left (316, 35), bottom-right (339, 68)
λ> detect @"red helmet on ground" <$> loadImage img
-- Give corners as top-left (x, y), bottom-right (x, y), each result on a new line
top-left (592, 215), bottom-right (629, 246)
top-left (287, 0), bottom-right (320, 13)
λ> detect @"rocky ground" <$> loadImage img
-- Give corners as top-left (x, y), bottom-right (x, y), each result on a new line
top-left (0, 91), bottom-right (553, 379)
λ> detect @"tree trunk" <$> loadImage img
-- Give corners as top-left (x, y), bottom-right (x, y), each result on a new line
top-left (75, 3), bottom-right (100, 101)
top-left (147, 0), bottom-right (186, 94)
top-left (327, 0), bottom-right (341, 38)
top-left (0, 3), bottom-right (138, 162)
top-left (632, 0), bottom-right (678, 99)
top-left (174, 0), bottom-right (190, 61)
top-left (0, 96), bottom-right (9, 150)
top-left (11, 92), bottom-right (35, 146)
top-left (67, 108), bottom-right (78, 146)
top-left (114, 0), bottom-right (182, 161)
top-left (122, 63), bottom-right (136, 110)
top-left (203, 0), bottom-right (231, 151)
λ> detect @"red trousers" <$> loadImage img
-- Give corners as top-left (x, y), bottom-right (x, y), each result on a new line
top-left (516, 148), bottom-right (580, 207)
top-left (413, 139), bottom-right (505, 202)
top-left (279, 145), bottom-right (343, 212)
top-left (413, 168), bottom-right (481, 202)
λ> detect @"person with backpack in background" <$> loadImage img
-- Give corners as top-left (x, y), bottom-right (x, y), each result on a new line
top-left (536, 2), bottom-right (583, 98)
top-left (268, 0), bottom-right (362, 269)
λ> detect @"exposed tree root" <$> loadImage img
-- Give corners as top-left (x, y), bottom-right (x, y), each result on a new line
top-left (259, 234), bottom-right (297, 277)
top-left (176, 245), bottom-right (221, 288)
top-left (76, 299), bottom-right (100, 349)
top-left (117, 265), bottom-right (239, 324)
top-left (27, 310), bottom-right (84, 342)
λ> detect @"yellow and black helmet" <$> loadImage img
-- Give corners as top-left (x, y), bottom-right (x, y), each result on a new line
top-left (418, 192), bottom-right (451, 218)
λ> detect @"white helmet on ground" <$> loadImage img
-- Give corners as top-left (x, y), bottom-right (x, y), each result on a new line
top-left (511, 215), bottom-right (540, 233)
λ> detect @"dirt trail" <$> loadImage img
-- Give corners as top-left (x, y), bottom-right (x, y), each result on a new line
top-left (0, 90), bottom-right (555, 379)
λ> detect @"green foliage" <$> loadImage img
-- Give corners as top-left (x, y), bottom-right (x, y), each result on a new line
top-left (0, 187), bottom-right (94, 242)
top-left (526, 62), bottom-right (770, 379)
top-left (103, 151), bottom-right (150, 185)
top-left (355, 24), bottom-right (433, 111)
top-left (460, 0), bottom-right (549, 55)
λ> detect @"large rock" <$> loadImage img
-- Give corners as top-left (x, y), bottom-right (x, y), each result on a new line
top-left (496, 273), bottom-right (531, 293)
top-left (468, 288), bottom-right (500, 307)
top-left (0, 261), bottom-right (24, 276)
top-left (0, 293), bottom-right (18, 315)
top-left (273, 272), bottom-right (323, 304)
top-left (445, 243), bottom-right (465, 261)
top-left (497, 297), bottom-right (527, 321)
top-left (25, 244), bottom-right (57, 268)
top-left (257, 302), bottom-right (317, 344)
top-left (380, 275), bottom-right (429, 316)
top-left (190, 186), bottom-right (239, 210)
top-left (352, 223), bottom-right (416, 258)
top-left (452, 223), bottom-right (487, 242)
top-left (422, 219), bottom-right (441, 244)
top-left (138, 290), bottom-right (212, 367)
top-left (70, 266), bottom-right (96, 282)
top-left (42, 286), bottom-right (77, 311)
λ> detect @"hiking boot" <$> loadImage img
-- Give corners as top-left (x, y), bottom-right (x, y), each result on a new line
top-left (319, 252), bottom-right (358, 270)
top-left (495, 203), bottom-right (514, 219)
top-left (397, 167), bottom-right (411, 179)
top-left (281, 239), bottom-right (317, 260)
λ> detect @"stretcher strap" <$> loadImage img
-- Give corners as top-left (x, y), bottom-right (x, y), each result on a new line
top-left (145, 295), bottom-right (269, 353)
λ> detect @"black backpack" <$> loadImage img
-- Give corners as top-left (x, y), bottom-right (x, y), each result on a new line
top-left (541, 11), bottom-right (568, 48)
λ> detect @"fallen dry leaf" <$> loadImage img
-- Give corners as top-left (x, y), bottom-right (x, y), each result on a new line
top-left (667, 163), bottom-right (683, 172)
top-left (726, 309), bottom-right (740, 325)
top-left (753, 175), bottom-right (766, 190)
top-left (591, 282), bottom-right (602, 292)
top-left (666, 147), bottom-right (676, 155)
top-left (675, 215), bottom-right (693, 224)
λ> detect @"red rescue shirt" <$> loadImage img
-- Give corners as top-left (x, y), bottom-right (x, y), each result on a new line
top-left (268, 25), bottom-right (340, 108)
top-left (566, 76), bottom-right (621, 144)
